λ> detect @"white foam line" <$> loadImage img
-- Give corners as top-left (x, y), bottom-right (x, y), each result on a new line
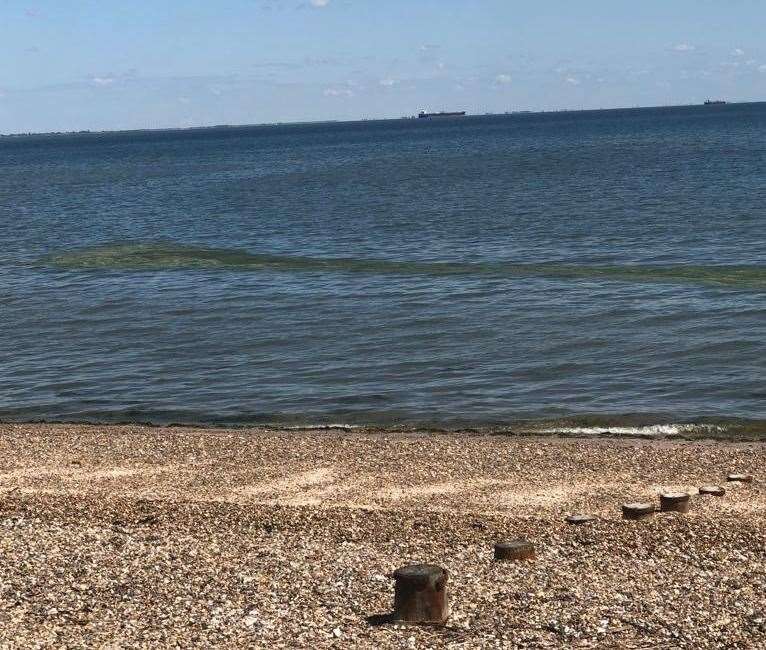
top-left (281, 423), bottom-right (362, 431)
top-left (537, 424), bottom-right (725, 436)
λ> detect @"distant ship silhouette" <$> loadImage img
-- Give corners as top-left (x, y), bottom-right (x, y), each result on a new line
top-left (418, 110), bottom-right (466, 118)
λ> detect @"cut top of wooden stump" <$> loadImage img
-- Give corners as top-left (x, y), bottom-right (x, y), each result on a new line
top-left (622, 502), bottom-right (655, 520)
top-left (393, 564), bottom-right (448, 590)
top-left (660, 492), bottom-right (689, 499)
top-left (727, 474), bottom-right (754, 483)
top-left (699, 485), bottom-right (725, 496)
top-left (659, 492), bottom-right (690, 513)
top-left (565, 514), bottom-right (596, 525)
top-left (494, 540), bottom-right (536, 561)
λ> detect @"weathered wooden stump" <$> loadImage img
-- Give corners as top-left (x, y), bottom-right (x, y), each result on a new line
top-left (660, 492), bottom-right (690, 513)
top-left (699, 485), bottom-right (725, 497)
top-left (494, 540), bottom-right (535, 561)
top-left (391, 564), bottom-right (449, 624)
top-left (727, 474), bottom-right (754, 483)
top-left (565, 514), bottom-right (596, 525)
top-left (622, 502), bottom-right (655, 520)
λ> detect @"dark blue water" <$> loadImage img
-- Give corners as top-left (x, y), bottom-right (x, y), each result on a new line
top-left (2, 105), bottom-right (765, 434)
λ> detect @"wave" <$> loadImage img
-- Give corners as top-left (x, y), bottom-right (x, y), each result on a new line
top-left (534, 423), bottom-right (723, 437)
top-left (1, 409), bottom-right (764, 440)
top-left (502, 413), bottom-right (766, 440)
top-left (43, 242), bottom-right (766, 289)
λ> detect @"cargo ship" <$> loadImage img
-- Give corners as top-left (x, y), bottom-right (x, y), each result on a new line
top-left (704, 99), bottom-right (727, 105)
top-left (418, 110), bottom-right (466, 118)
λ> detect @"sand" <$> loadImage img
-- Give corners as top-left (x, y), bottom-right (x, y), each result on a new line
top-left (0, 423), bottom-right (764, 648)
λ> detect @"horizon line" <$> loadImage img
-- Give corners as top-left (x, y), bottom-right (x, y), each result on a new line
top-left (1, 100), bottom-right (758, 139)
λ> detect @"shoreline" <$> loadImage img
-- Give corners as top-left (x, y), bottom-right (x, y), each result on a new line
top-left (1, 423), bottom-right (764, 647)
top-left (1, 416), bottom-right (765, 442)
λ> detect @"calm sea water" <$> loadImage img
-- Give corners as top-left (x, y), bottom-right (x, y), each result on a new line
top-left (1, 105), bottom-right (765, 434)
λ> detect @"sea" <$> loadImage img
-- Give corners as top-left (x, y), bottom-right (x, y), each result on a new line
top-left (1, 104), bottom-right (765, 437)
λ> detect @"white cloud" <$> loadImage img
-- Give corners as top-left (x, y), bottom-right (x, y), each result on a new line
top-left (87, 70), bottom-right (136, 87)
top-left (323, 87), bottom-right (353, 97)
top-left (310, 0), bottom-right (329, 6)
top-left (732, 48), bottom-right (745, 56)
top-left (379, 78), bottom-right (397, 87)
top-left (673, 43), bottom-right (695, 52)
top-left (759, 64), bottom-right (766, 72)
top-left (565, 76), bottom-right (580, 85)
top-left (495, 74), bottom-right (512, 85)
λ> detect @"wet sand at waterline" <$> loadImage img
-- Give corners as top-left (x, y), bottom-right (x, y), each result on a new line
top-left (1, 424), bottom-right (764, 648)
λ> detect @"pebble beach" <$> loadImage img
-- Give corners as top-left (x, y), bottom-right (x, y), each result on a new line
top-left (1, 423), bottom-right (764, 648)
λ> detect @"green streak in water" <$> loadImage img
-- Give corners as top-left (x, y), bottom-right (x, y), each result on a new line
top-left (43, 243), bottom-right (766, 289)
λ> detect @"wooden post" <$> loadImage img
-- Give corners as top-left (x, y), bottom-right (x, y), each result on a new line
top-left (727, 474), bottom-right (754, 483)
top-left (392, 564), bottom-right (449, 624)
top-left (699, 485), bottom-right (725, 497)
top-left (494, 540), bottom-right (535, 561)
top-left (622, 502), bottom-right (655, 520)
top-left (660, 492), bottom-right (690, 513)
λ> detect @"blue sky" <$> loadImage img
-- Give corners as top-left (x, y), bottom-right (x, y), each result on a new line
top-left (2, 0), bottom-right (766, 133)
